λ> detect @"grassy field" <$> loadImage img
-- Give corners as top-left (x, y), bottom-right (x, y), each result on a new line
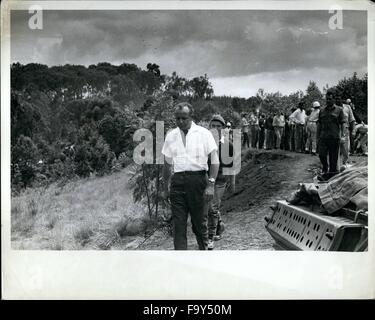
top-left (11, 166), bottom-right (150, 250)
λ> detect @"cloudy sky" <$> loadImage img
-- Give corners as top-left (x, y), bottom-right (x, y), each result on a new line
top-left (11, 10), bottom-right (367, 97)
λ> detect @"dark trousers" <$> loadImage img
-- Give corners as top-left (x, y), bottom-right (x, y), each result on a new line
top-left (250, 125), bottom-right (259, 148)
top-left (318, 138), bottom-right (340, 174)
top-left (266, 129), bottom-right (274, 149)
top-left (290, 125), bottom-right (295, 151)
top-left (169, 172), bottom-right (208, 250)
top-left (259, 129), bottom-right (265, 149)
top-left (242, 132), bottom-right (250, 148)
top-left (295, 124), bottom-right (304, 152)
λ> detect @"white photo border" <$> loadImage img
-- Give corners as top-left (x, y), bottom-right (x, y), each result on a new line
top-left (1, 0), bottom-right (375, 299)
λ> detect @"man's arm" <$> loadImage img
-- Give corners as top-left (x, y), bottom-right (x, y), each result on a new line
top-left (162, 156), bottom-right (172, 198)
top-left (348, 105), bottom-right (356, 133)
top-left (208, 149), bottom-right (219, 181)
top-left (205, 149), bottom-right (219, 201)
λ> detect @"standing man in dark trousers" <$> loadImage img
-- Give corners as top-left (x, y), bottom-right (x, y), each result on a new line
top-left (241, 113), bottom-right (250, 149)
top-left (289, 102), bottom-right (306, 153)
top-left (258, 114), bottom-right (266, 149)
top-left (161, 102), bottom-right (219, 250)
top-left (317, 89), bottom-right (346, 179)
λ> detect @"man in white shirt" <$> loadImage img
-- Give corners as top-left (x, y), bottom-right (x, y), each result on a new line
top-left (289, 102), bottom-right (306, 152)
top-left (161, 102), bottom-right (220, 250)
top-left (340, 99), bottom-right (356, 164)
top-left (305, 101), bottom-right (320, 154)
top-left (241, 114), bottom-right (250, 148)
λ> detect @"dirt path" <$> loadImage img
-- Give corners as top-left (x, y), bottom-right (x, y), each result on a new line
top-left (138, 149), bottom-right (322, 250)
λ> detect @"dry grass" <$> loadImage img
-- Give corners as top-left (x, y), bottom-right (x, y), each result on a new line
top-left (11, 167), bottom-right (147, 250)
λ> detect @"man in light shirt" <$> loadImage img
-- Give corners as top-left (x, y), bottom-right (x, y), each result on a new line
top-left (353, 122), bottom-right (368, 155)
top-left (340, 98), bottom-right (356, 165)
top-left (241, 113), bottom-right (250, 148)
top-left (289, 102), bottom-right (306, 152)
top-left (305, 101), bottom-right (320, 155)
top-left (272, 110), bottom-right (285, 149)
top-left (161, 102), bottom-right (220, 250)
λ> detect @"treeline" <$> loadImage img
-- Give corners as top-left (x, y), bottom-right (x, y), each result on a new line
top-left (11, 62), bottom-right (215, 192)
top-left (11, 61), bottom-right (367, 192)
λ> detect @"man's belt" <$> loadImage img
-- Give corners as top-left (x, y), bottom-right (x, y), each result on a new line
top-left (174, 170), bottom-right (206, 176)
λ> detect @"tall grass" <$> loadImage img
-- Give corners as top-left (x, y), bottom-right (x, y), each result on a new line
top-left (11, 167), bottom-right (148, 250)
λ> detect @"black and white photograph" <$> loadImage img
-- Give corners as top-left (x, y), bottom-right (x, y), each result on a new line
top-left (1, 0), bottom-right (374, 300)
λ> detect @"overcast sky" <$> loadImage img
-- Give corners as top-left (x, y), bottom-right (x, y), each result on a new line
top-left (11, 10), bottom-right (367, 97)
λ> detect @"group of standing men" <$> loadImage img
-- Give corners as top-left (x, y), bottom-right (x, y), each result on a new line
top-left (241, 104), bottom-right (321, 154)
top-left (161, 102), bottom-right (236, 250)
top-left (240, 90), bottom-right (363, 178)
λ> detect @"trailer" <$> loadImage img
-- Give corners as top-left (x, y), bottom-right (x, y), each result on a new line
top-left (265, 200), bottom-right (368, 251)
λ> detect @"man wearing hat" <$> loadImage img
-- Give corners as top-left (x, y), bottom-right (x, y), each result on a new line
top-left (305, 101), bottom-right (321, 155)
top-left (224, 122), bottom-right (233, 142)
top-left (207, 114), bottom-right (236, 250)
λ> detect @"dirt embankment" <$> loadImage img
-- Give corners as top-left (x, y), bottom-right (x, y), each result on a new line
top-left (222, 150), bottom-right (320, 213)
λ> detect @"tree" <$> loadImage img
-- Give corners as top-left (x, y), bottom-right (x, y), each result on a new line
top-left (11, 135), bottom-right (39, 188)
top-left (333, 73), bottom-right (367, 122)
top-left (146, 63), bottom-right (161, 77)
top-left (304, 81), bottom-right (322, 110)
top-left (190, 74), bottom-right (214, 99)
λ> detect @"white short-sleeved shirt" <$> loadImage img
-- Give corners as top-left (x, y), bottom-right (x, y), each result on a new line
top-left (161, 121), bottom-right (218, 172)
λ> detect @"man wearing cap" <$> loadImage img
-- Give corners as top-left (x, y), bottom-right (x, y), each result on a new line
top-left (161, 102), bottom-right (220, 250)
top-left (207, 114), bottom-right (236, 250)
top-left (224, 122), bottom-right (233, 142)
top-left (305, 101), bottom-right (320, 155)
top-left (340, 98), bottom-right (356, 165)
top-left (317, 89), bottom-right (346, 179)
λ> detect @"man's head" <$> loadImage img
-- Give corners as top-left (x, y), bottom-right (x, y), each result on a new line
top-left (210, 114), bottom-right (226, 135)
top-left (174, 102), bottom-right (193, 131)
top-left (325, 89), bottom-right (336, 108)
top-left (297, 101), bottom-right (305, 110)
top-left (312, 101), bottom-right (321, 109)
top-left (346, 98), bottom-right (351, 104)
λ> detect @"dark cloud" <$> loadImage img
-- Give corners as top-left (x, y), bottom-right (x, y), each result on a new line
top-left (11, 10), bottom-right (367, 95)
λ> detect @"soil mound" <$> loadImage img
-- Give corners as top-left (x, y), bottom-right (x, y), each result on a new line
top-left (222, 150), bottom-right (301, 213)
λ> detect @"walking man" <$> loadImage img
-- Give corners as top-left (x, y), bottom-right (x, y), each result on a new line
top-left (161, 102), bottom-right (220, 250)
top-left (305, 101), bottom-right (320, 155)
top-left (207, 115), bottom-right (236, 250)
top-left (317, 89), bottom-right (346, 179)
